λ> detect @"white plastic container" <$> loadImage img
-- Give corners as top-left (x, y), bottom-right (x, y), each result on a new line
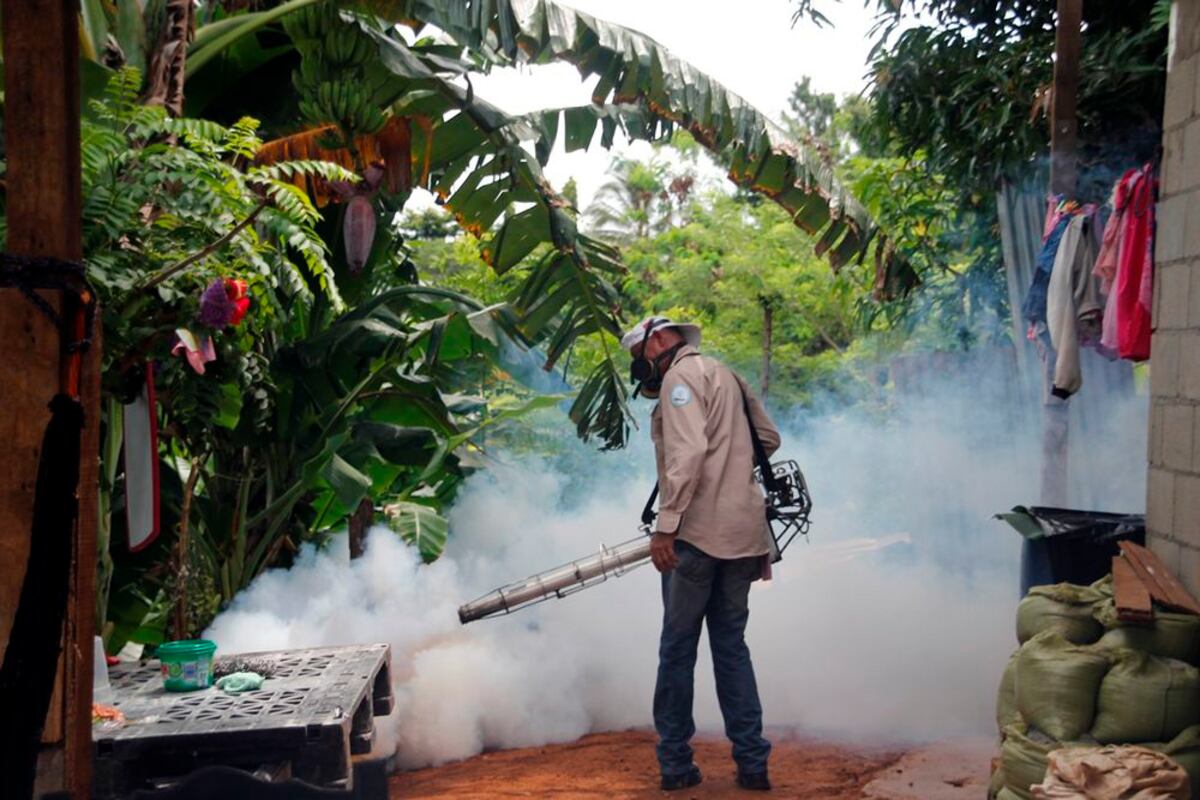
top-left (93, 635), bottom-right (113, 703)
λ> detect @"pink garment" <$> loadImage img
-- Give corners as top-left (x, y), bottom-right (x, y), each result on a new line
top-left (1138, 233), bottom-right (1154, 314)
top-left (1094, 169), bottom-right (1136, 288)
top-left (1044, 194), bottom-right (1066, 240)
top-left (1115, 165), bottom-right (1157, 361)
top-left (1098, 171), bottom-right (1137, 355)
top-left (1100, 285), bottom-right (1121, 358)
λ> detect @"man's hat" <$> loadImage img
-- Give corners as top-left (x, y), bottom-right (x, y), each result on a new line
top-left (619, 315), bottom-right (702, 351)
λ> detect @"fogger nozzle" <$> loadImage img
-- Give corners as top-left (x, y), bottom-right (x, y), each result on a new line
top-left (458, 535), bottom-right (653, 624)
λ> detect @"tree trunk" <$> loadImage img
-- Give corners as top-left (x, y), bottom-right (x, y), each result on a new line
top-left (145, 0), bottom-right (195, 117)
top-left (761, 301), bottom-right (773, 399)
top-left (349, 499), bottom-right (373, 560)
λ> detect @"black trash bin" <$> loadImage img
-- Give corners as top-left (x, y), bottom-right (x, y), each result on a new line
top-left (995, 506), bottom-right (1145, 596)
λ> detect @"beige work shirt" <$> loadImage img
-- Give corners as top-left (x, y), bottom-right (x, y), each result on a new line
top-left (650, 346), bottom-right (781, 560)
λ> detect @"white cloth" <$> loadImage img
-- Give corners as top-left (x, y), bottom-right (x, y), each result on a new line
top-left (1046, 215), bottom-right (1101, 398)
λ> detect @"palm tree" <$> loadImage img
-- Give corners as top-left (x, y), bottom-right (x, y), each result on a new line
top-left (586, 157), bottom-right (671, 243)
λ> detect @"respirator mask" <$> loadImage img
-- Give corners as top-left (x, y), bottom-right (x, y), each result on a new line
top-left (630, 319), bottom-right (683, 398)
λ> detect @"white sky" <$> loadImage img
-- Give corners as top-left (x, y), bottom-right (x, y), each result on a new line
top-left (413, 0), bottom-right (880, 212)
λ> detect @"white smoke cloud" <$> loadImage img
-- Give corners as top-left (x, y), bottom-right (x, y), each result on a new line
top-left (205, 371), bottom-right (1149, 767)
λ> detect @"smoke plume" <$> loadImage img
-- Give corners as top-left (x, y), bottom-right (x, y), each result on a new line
top-left (205, 363), bottom-right (1148, 766)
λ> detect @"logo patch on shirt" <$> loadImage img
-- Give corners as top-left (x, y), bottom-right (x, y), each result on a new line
top-left (669, 385), bottom-right (692, 407)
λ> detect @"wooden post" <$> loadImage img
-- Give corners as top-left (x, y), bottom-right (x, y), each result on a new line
top-left (1040, 0), bottom-right (1082, 508)
top-left (0, 0), bottom-right (94, 796)
top-left (1049, 0), bottom-right (1082, 199)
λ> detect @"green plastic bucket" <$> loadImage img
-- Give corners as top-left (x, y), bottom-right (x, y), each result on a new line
top-left (157, 639), bottom-right (216, 692)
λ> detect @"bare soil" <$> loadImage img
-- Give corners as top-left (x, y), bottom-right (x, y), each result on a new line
top-left (389, 729), bottom-right (905, 799)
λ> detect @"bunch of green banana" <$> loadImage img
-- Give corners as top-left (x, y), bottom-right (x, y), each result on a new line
top-left (280, 0), bottom-right (340, 44)
top-left (298, 81), bottom-right (388, 134)
top-left (285, 2), bottom-right (388, 137)
top-left (323, 25), bottom-right (374, 68)
top-left (293, 53), bottom-right (329, 97)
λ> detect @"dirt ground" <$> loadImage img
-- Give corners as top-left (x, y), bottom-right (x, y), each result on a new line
top-left (389, 729), bottom-right (909, 799)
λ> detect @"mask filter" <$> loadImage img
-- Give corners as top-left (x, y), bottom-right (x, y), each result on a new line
top-left (631, 343), bottom-right (683, 397)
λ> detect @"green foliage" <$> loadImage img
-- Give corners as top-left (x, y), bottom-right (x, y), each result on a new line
top-left (794, 1), bottom-right (1167, 199)
top-left (62, 70), bottom-right (564, 648)
top-left (60, 0), bottom-right (953, 648)
top-left (385, 501), bottom-right (448, 563)
top-left (400, 212), bottom-right (520, 306)
top-left (586, 155), bottom-right (697, 243)
top-left (597, 112), bottom-right (1011, 405)
top-left (784, 79), bottom-right (878, 160)
top-left (620, 191), bottom-right (858, 406)
top-left (79, 68), bottom-right (346, 388)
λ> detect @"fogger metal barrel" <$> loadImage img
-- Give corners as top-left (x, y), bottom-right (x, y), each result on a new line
top-left (458, 461), bottom-right (813, 625)
top-left (458, 535), bottom-right (652, 623)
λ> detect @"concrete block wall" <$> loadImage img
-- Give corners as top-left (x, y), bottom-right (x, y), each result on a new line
top-left (1149, 1), bottom-right (1200, 596)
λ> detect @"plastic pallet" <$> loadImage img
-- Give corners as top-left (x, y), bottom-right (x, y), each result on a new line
top-left (94, 643), bottom-right (394, 798)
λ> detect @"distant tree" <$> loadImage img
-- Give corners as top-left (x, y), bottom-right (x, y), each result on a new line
top-left (622, 191), bottom-right (859, 405)
top-left (784, 80), bottom-right (881, 162)
top-left (584, 133), bottom-right (704, 243)
top-left (792, 0), bottom-right (1167, 199)
top-left (780, 80), bottom-right (1008, 342)
top-left (586, 157), bottom-right (681, 243)
top-left (785, 77), bottom-right (838, 140)
top-left (561, 177), bottom-right (580, 209)
top-left (398, 207), bottom-right (459, 241)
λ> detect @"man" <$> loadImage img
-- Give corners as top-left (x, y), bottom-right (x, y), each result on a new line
top-left (620, 315), bottom-right (780, 792)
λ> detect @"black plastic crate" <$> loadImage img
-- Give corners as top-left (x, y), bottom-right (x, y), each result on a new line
top-left (94, 644), bottom-right (393, 798)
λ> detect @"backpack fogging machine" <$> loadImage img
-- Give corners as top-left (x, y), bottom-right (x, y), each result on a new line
top-left (457, 447), bottom-right (813, 625)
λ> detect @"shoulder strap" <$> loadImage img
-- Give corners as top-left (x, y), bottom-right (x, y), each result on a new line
top-left (642, 376), bottom-right (776, 525)
top-left (641, 482), bottom-right (659, 526)
top-left (737, 380), bottom-right (779, 493)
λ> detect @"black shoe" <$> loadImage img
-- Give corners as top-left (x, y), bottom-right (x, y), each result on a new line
top-left (736, 769), bottom-right (771, 791)
top-left (660, 765), bottom-right (702, 791)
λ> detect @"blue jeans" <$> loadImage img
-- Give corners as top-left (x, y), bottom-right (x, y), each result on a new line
top-left (653, 539), bottom-right (771, 776)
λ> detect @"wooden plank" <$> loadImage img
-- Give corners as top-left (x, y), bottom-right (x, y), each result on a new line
top-left (1112, 555), bottom-right (1154, 624)
top-left (1130, 542), bottom-right (1200, 614)
top-left (1120, 541), bottom-right (1200, 616)
top-left (66, 318), bottom-right (100, 799)
top-left (0, 0), bottom-right (88, 796)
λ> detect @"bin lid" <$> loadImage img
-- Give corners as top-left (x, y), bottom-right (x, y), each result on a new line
top-left (995, 506), bottom-right (1144, 541)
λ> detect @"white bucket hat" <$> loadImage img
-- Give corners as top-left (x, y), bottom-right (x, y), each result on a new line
top-left (620, 315), bottom-right (702, 351)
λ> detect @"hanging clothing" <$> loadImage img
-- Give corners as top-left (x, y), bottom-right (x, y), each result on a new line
top-left (1023, 215), bottom-right (1074, 326)
top-left (1114, 165), bottom-right (1157, 361)
top-left (1098, 170), bottom-right (1136, 355)
top-left (1046, 214), bottom-right (1102, 398)
top-left (1094, 169), bottom-right (1136, 288)
top-left (1043, 194), bottom-right (1066, 240)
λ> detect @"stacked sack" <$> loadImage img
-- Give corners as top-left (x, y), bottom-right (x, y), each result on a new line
top-left (991, 578), bottom-right (1200, 800)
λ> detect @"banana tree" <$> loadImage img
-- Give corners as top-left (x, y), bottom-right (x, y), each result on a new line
top-left (65, 71), bottom-right (540, 646)
top-left (79, 0), bottom-right (908, 449)
top-left (240, 1), bottom-right (909, 449)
